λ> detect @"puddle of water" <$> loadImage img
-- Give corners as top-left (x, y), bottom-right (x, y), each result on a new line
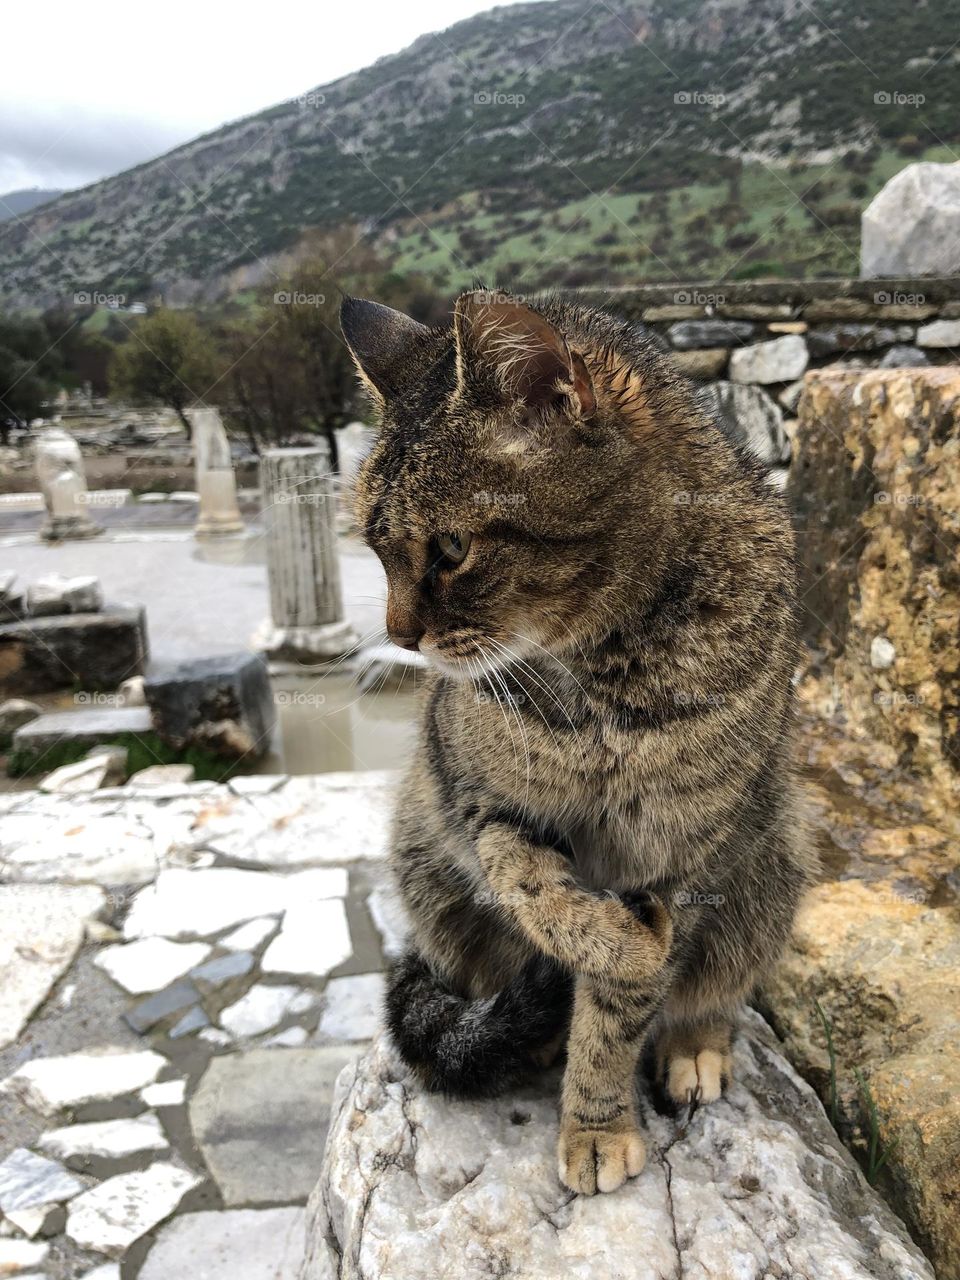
top-left (258, 673), bottom-right (419, 775)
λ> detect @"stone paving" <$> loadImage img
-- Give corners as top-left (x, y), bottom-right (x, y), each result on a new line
top-left (0, 770), bottom-right (406, 1278)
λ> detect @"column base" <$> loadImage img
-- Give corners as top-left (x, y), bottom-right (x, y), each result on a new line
top-left (252, 618), bottom-right (359, 664)
top-left (194, 516), bottom-right (246, 537)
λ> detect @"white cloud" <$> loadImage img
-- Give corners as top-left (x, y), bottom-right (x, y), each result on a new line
top-left (2, 0), bottom-right (543, 191)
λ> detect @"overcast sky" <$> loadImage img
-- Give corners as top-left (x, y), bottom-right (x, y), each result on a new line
top-left (2, 0), bottom-right (525, 193)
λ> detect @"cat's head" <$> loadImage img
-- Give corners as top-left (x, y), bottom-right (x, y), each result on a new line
top-left (341, 288), bottom-right (668, 677)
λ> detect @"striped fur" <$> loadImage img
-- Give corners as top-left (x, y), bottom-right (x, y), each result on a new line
top-left (342, 289), bottom-right (816, 1195)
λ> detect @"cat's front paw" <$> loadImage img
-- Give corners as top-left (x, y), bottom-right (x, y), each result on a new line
top-left (557, 1122), bottom-right (646, 1195)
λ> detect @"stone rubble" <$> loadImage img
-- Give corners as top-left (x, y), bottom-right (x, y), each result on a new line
top-left (94, 937), bottom-right (212, 994)
top-left (123, 865), bottom-right (347, 939)
top-left (316, 973), bottom-right (385, 1042)
top-left (139, 1207), bottom-right (306, 1280)
top-left (26, 574), bottom-right (103, 617)
top-left (1, 1049), bottom-right (166, 1117)
top-left (0, 1239), bottom-right (49, 1273)
top-left (218, 984), bottom-right (311, 1038)
top-left (38, 755), bottom-right (112, 794)
top-left (261, 898), bottom-right (352, 978)
top-left (140, 1079), bottom-right (186, 1108)
top-left (37, 1116), bottom-right (169, 1164)
top-left (65, 1163), bottom-right (203, 1256)
top-left (0, 1148), bottom-right (84, 1220)
top-left (0, 883), bottom-right (105, 1050)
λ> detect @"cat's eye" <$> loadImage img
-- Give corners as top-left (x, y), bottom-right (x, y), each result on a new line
top-left (435, 531), bottom-right (473, 566)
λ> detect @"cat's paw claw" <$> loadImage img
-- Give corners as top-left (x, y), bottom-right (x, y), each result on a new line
top-left (558, 1126), bottom-right (646, 1195)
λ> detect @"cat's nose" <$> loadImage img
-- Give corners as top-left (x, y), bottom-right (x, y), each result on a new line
top-left (390, 628), bottom-right (424, 652)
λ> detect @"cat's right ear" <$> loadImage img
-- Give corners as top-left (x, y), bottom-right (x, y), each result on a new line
top-left (340, 298), bottom-right (429, 406)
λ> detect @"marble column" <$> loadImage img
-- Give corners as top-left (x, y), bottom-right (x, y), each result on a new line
top-left (33, 428), bottom-right (102, 540)
top-left (189, 406), bottom-right (244, 537)
top-left (257, 445), bottom-right (357, 663)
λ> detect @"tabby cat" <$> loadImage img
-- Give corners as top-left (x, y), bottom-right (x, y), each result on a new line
top-left (340, 289), bottom-right (815, 1196)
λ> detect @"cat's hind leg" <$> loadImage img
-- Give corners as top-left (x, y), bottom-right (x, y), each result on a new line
top-left (654, 1013), bottom-right (734, 1107)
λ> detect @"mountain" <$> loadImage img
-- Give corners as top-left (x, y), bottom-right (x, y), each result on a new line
top-left (0, 189), bottom-right (65, 222)
top-left (1, 0), bottom-right (956, 308)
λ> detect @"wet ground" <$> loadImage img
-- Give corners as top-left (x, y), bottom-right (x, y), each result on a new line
top-left (1, 518), bottom-right (421, 788)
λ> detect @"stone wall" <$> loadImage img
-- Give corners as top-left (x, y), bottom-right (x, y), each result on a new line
top-left (593, 278), bottom-right (960, 477)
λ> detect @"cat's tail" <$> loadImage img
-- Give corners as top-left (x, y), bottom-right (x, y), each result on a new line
top-left (384, 951), bottom-right (573, 1098)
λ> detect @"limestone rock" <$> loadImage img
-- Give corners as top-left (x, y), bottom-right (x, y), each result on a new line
top-left (666, 346), bottom-right (728, 380)
top-left (26, 574), bottom-right (103, 617)
top-left (0, 698), bottom-right (41, 739)
top-left (261, 898), bottom-right (352, 978)
top-left (128, 763), bottom-right (196, 786)
top-left (118, 675), bottom-right (146, 706)
top-left (12, 706), bottom-right (152, 756)
top-left (789, 367), bottom-right (960, 795)
top-left (316, 974), bottom-right (385, 1042)
top-left (806, 324), bottom-right (911, 358)
top-left (139, 1207), bottom-right (305, 1280)
top-left (916, 319), bottom-right (960, 348)
top-left (190, 1047), bottom-right (359, 1206)
top-left (878, 344), bottom-right (930, 368)
top-left (220, 917), bottom-right (278, 952)
top-left (65, 1163), bottom-right (202, 1257)
top-left (666, 318), bottom-right (754, 348)
top-left (196, 771), bottom-right (396, 866)
top-left (219, 984), bottom-right (307, 1038)
top-left (0, 1148), bottom-right (84, 1217)
top-left (140, 1079), bottom-right (187, 1108)
top-left (38, 1115), bottom-right (169, 1164)
top-left (0, 606), bottom-right (148, 696)
top-left (303, 1016), bottom-right (933, 1280)
top-left (38, 754), bottom-right (111, 794)
top-left (862, 161), bottom-right (960, 277)
top-left (0, 801), bottom-right (172, 885)
top-left (0, 884), bottom-right (105, 1050)
top-left (729, 333), bottom-right (808, 384)
top-left (94, 937), bottom-right (211, 994)
top-left (0, 1239), bottom-right (49, 1273)
top-left (766, 881), bottom-right (960, 1279)
top-left (145, 652), bottom-right (275, 760)
top-left (123, 866), bottom-right (346, 939)
top-left (84, 743), bottom-right (128, 784)
top-left (0, 1048), bottom-right (166, 1117)
top-left (700, 381), bottom-right (789, 464)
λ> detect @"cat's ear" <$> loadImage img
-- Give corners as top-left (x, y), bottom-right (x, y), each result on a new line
top-left (453, 291), bottom-right (595, 420)
top-left (340, 297), bottom-right (430, 404)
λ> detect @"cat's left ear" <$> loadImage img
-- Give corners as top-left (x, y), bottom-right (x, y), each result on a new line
top-left (453, 291), bottom-right (596, 421)
top-left (340, 297), bottom-right (430, 405)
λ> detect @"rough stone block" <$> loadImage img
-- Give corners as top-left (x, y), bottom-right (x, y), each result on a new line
top-left (0, 606), bottom-right (148, 695)
top-left (12, 707), bottom-right (153, 756)
top-left (729, 333), bottom-right (808, 384)
top-left (302, 1020), bottom-right (933, 1280)
top-left (862, 160), bottom-right (960, 277)
top-left (145, 652), bottom-right (275, 760)
top-left (789, 366), bottom-right (960, 788)
top-left (26, 574), bottom-right (103, 617)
